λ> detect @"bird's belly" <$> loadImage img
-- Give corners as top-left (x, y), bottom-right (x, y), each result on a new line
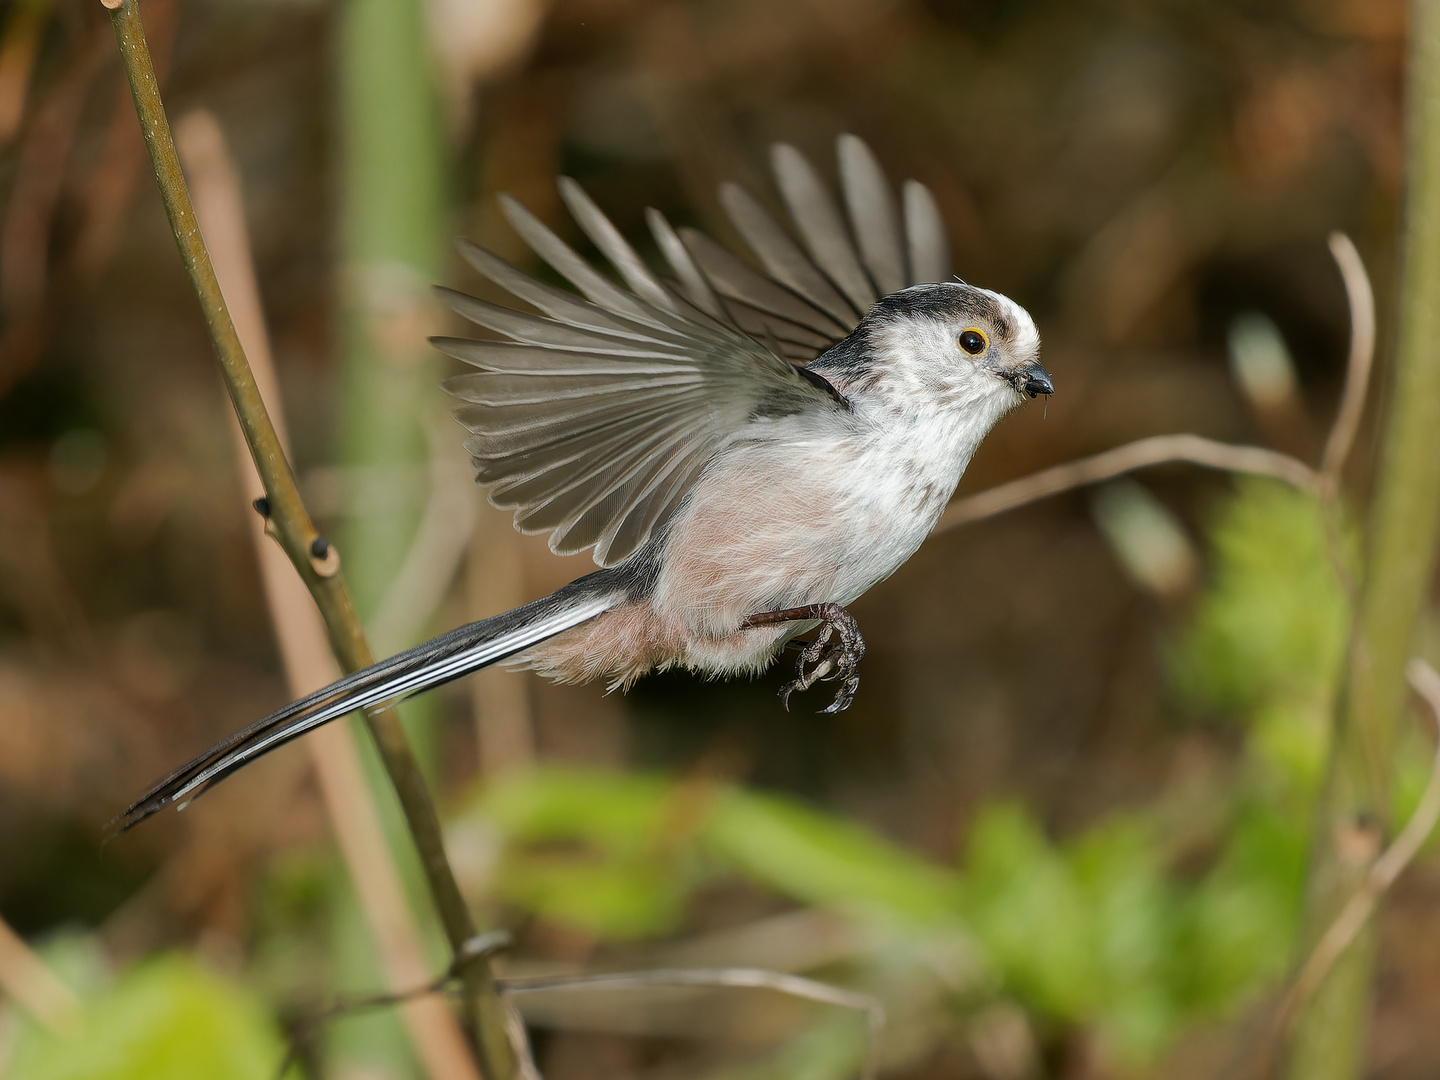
top-left (651, 432), bottom-right (958, 639)
top-left (518, 427), bottom-right (965, 687)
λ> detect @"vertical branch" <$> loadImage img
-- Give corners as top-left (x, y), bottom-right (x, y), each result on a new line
top-left (101, 3), bottom-right (516, 1077)
top-left (176, 108), bottom-right (480, 1080)
top-left (336, 0), bottom-right (445, 624)
top-left (1284, 1), bottom-right (1440, 1075)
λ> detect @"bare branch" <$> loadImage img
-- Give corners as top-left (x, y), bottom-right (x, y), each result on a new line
top-left (1274, 658), bottom-right (1440, 1035)
top-left (500, 968), bottom-right (887, 1080)
top-left (176, 109), bottom-right (484, 1080)
top-left (275, 962), bottom-right (884, 1080)
top-left (103, 6), bottom-right (513, 1075)
top-left (504, 1000), bottom-right (544, 1080)
top-left (0, 914), bottom-right (80, 1030)
top-left (1319, 233), bottom-right (1377, 494)
top-left (935, 434), bottom-right (1318, 534)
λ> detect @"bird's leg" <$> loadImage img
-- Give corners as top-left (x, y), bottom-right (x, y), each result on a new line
top-left (742, 603), bottom-right (866, 714)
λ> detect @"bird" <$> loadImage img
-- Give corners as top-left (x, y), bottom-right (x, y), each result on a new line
top-left (116, 134), bottom-right (1051, 831)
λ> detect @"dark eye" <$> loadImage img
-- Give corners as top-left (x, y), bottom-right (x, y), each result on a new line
top-left (958, 329), bottom-right (988, 355)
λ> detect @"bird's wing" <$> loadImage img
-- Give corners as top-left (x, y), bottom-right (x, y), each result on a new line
top-left (694, 133), bottom-right (953, 361)
top-left (440, 134), bottom-right (952, 567)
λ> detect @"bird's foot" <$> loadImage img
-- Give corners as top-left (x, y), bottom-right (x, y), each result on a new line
top-left (743, 602), bottom-right (865, 713)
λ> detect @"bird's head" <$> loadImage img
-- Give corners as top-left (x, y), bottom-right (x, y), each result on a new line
top-left (845, 282), bottom-right (1052, 408)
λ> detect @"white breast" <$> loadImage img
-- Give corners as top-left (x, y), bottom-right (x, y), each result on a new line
top-left (650, 385), bottom-right (1012, 646)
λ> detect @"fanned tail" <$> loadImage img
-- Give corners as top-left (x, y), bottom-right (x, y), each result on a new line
top-left (112, 578), bottom-right (624, 834)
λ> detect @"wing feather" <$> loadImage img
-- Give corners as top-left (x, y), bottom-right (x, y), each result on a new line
top-left (516, 416), bottom-right (694, 537)
top-left (447, 372), bottom-right (699, 406)
top-left (770, 143), bottom-right (877, 312)
top-left (435, 338), bottom-right (688, 377)
top-left (647, 208), bottom-right (733, 325)
top-left (454, 241), bottom-right (663, 339)
top-left (718, 183), bottom-right (860, 329)
top-left (500, 195), bottom-right (668, 327)
top-left (678, 228), bottom-right (847, 337)
top-left (902, 179), bottom-right (952, 285)
top-left (837, 134), bottom-right (907, 296)
top-left (721, 299), bottom-right (834, 351)
top-left (557, 178), bottom-right (678, 312)
top-left (441, 136), bottom-right (951, 567)
top-left (598, 446), bottom-right (710, 564)
top-left (549, 422), bottom-right (701, 553)
top-left (493, 413), bottom-right (692, 511)
top-left (452, 389), bottom-right (683, 439)
top-left (436, 288), bottom-right (689, 355)
top-left (469, 401), bottom-right (682, 486)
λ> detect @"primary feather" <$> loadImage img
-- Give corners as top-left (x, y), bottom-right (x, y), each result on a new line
top-left (445, 134), bottom-right (953, 566)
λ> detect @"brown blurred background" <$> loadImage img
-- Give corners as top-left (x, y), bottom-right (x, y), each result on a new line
top-left (0, 0), bottom-right (1428, 1077)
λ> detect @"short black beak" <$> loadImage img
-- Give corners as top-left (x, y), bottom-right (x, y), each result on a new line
top-left (1015, 360), bottom-right (1053, 399)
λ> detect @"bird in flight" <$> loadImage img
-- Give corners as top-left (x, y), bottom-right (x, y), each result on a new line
top-left (118, 134), bottom-right (1051, 830)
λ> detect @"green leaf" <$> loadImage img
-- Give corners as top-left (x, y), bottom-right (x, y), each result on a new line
top-left (481, 767), bottom-right (675, 856)
top-left (496, 855), bottom-right (692, 939)
top-left (702, 789), bottom-right (962, 921)
top-left (9, 954), bottom-right (295, 1080)
top-left (1169, 479), bottom-right (1349, 735)
top-left (959, 804), bottom-right (1099, 1018)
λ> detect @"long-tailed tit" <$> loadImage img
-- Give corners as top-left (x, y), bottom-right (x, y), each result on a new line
top-left (118, 135), bottom-right (1051, 830)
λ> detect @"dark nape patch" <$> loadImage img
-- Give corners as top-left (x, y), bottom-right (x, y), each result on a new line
top-left (871, 282), bottom-right (996, 329)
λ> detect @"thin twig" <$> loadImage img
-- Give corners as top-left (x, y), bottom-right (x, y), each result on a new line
top-left (293, 963), bottom-right (888, 1080)
top-left (0, 913), bottom-right (80, 1030)
top-left (73, 0), bottom-right (180, 279)
top-left (277, 973), bottom-right (460, 1080)
top-left (1311, 234), bottom-right (1376, 605)
top-left (935, 434), bottom-right (1318, 534)
top-left (499, 968), bottom-right (887, 1080)
top-left (1283, 3), bottom-right (1440, 1065)
top-left (101, 3), bottom-right (514, 1076)
top-left (503, 1000), bottom-right (544, 1080)
top-left (176, 108), bottom-right (481, 1080)
top-left (1318, 233), bottom-right (1378, 495)
top-left (276, 934), bottom-right (513, 1079)
top-left (1273, 658), bottom-right (1440, 1036)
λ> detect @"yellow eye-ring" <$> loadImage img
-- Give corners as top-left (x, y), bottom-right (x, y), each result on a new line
top-left (958, 328), bottom-right (988, 355)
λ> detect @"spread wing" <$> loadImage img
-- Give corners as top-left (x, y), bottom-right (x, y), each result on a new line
top-left (438, 133), bottom-right (952, 567)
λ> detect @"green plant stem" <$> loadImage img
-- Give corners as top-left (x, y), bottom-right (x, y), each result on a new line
top-left (336, 0), bottom-right (445, 628)
top-left (1284, 1), bottom-right (1440, 1076)
top-left (104, 3), bottom-right (515, 1077)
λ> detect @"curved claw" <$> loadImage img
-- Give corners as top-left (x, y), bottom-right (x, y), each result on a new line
top-left (771, 603), bottom-right (866, 713)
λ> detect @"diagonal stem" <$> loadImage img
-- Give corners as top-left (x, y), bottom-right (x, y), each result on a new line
top-left (101, 2), bottom-right (515, 1076)
top-left (1285, 0), bottom-right (1440, 1073)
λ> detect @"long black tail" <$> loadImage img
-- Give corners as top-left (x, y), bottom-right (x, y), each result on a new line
top-left (112, 575), bottom-right (625, 834)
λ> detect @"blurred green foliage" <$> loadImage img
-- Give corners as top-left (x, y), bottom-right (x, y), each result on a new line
top-left (9, 943), bottom-right (296, 1080)
top-left (451, 479), bottom-right (1371, 1071)
top-left (1169, 480), bottom-right (1353, 791)
top-left (12, 479), bottom-right (1420, 1078)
